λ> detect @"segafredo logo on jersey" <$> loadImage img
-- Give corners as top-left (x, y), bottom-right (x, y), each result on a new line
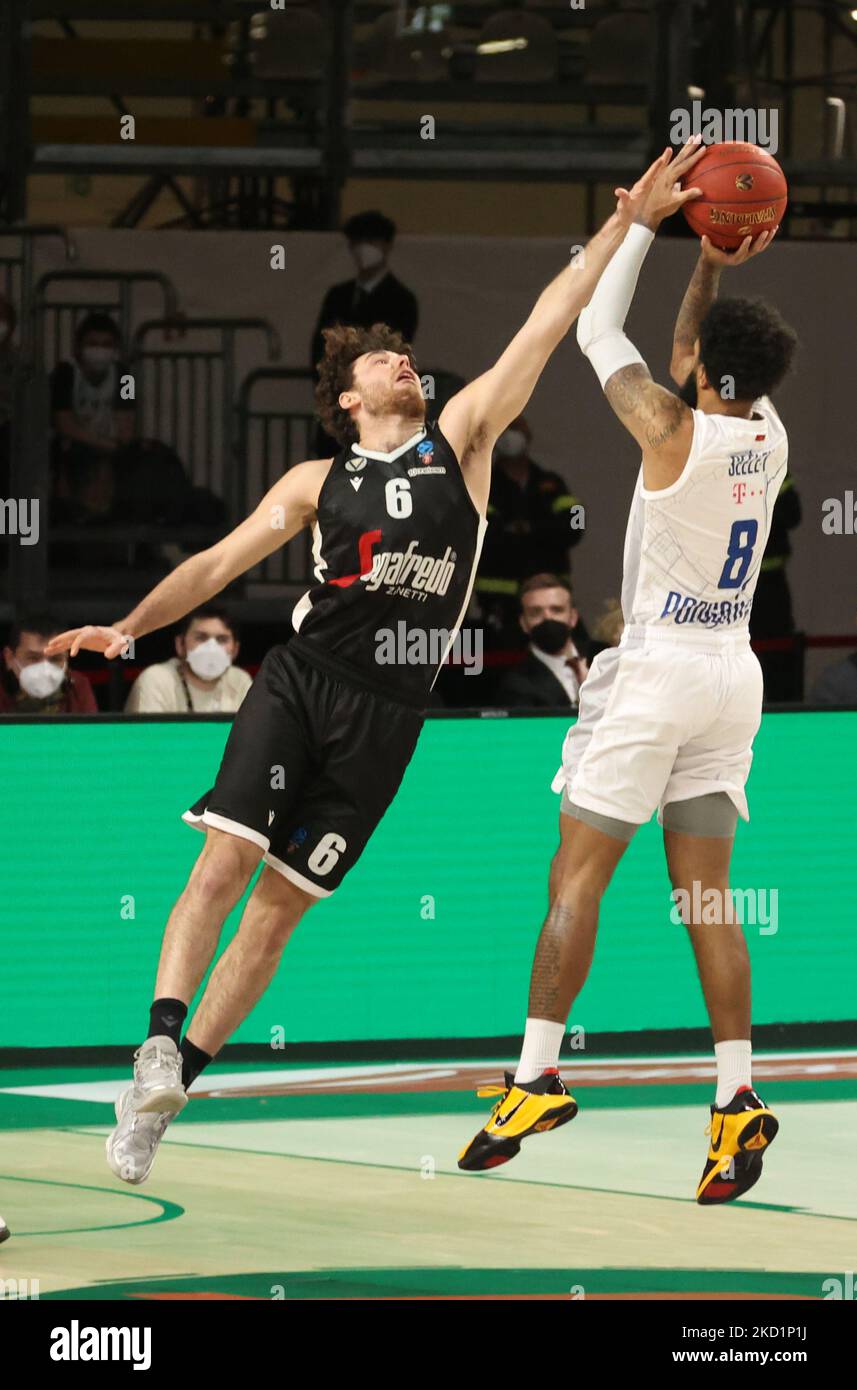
top-left (363, 540), bottom-right (457, 597)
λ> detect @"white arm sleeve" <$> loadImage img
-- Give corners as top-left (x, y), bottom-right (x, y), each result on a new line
top-left (577, 222), bottom-right (655, 388)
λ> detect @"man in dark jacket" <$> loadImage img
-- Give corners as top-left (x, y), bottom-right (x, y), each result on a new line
top-left (477, 415), bottom-right (584, 646)
top-left (311, 210), bottom-right (418, 454)
top-left (496, 573), bottom-right (589, 709)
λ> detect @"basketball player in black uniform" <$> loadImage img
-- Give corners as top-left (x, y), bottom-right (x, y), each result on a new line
top-left (46, 155), bottom-right (666, 1184)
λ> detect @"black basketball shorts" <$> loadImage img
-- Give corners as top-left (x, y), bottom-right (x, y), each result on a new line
top-left (183, 643), bottom-right (424, 896)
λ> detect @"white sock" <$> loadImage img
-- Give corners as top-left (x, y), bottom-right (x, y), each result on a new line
top-left (714, 1039), bottom-right (752, 1108)
top-left (515, 1018), bottom-right (565, 1085)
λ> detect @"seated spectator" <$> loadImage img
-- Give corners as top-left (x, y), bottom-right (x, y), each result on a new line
top-left (810, 616), bottom-right (857, 707)
top-left (0, 295), bottom-right (20, 496)
top-left (590, 596), bottom-right (625, 656)
top-left (496, 573), bottom-right (589, 709)
top-left (125, 607), bottom-right (252, 713)
top-left (0, 613), bottom-right (97, 714)
top-left (50, 312), bottom-right (136, 523)
top-left (476, 415), bottom-right (583, 646)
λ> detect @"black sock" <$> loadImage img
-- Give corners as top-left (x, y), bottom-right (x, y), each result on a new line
top-left (147, 998), bottom-right (187, 1048)
top-left (181, 1037), bottom-right (213, 1092)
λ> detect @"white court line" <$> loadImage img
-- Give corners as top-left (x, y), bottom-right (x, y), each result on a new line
top-left (2, 1050), bottom-right (854, 1104)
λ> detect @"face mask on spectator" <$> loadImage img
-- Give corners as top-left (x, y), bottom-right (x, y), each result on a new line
top-left (17, 659), bottom-right (66, 699)
top-left (495, 428), bottom-right (528, 459)
top-left (529, 619), bottom-right (572, 655)
top-left (81, 346), bottom-right (116, 371)
top-left (186, 639), bottom-right (232, 681)
top-left (352, 242), bottom-right (385, 272)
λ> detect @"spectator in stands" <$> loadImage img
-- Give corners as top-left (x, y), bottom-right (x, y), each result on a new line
top-left (0, 295), bottom-right (20, 496)
top-left (476, 415), bottom-right (584, 646)
top-left (125, 607), bottom-right (252, 713)
top-left (311, 210), bottom-right (419, 454)
top-left (590, 596), bottom-right (625, 657)
top-left (496, 574), bottom-right (589, 709)
top-left (750, 475), bottom-right (802, 702)
top-left (50, 312), bottom-right (135, 523)
top-left (810, 612), bottom-right (857, 707)
top-left (0, 612), bottom-right (97, 714)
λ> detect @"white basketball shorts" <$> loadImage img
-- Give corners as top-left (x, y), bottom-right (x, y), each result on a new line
top-left (551, 624), bottom-right (764, 826)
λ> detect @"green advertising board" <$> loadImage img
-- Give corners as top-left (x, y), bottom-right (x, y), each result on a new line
top-left (1, 712), bottom-right (854, 1048)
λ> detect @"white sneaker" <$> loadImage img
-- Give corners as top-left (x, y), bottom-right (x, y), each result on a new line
top-left (105, 1036), bottom-right (188, 1185)
top-left (0, 1214), bottom-right (9, 1243)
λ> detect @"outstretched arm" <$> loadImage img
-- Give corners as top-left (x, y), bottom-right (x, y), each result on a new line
top-left (437, 151), bottom-right (669, 486)
top-left (576, 139), bottom-right (707, 490)
top-left (669, 230), bottom-right (776, 384)
top-left (45, 458), bottom-right (332, 658)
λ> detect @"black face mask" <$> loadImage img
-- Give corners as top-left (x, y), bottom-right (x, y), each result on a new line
top-left (678, 370), bottom-right (698, 408)
top-left (529, 619), bottom-right (572, 655)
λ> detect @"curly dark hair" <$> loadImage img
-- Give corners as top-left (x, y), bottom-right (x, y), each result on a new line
top-left (698, 297), bottom-right (797, 402)
top-left (314, 321), bottom-right (417, 447)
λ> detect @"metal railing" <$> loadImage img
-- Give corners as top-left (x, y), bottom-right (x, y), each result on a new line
top-left (235, 365), bottom-right (316, 586)
top-left (32, 269), bottom-right (179, 372)
top-left (0, 227), bottom-right (76, 359)
top-left (132, 317), bottom-right (280, 518)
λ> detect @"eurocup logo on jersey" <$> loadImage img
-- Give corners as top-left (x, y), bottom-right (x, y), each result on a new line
top-left (408, 438), bottom-right (446, 477)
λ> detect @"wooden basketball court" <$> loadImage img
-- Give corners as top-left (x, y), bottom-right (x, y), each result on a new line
top-left (2, 1053), bottom-right (855, 1300)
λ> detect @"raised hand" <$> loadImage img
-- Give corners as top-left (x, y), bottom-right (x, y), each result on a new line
top-left (700, 227), bottom-right (778, 267)
top-left (624, 137), bottom-right (707, 232)
top-left (614, 148), bottom-right (672, 228)
top-left (44, 625), bottom-right (132, 660)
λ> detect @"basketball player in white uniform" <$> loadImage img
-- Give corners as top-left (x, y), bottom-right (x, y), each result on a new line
top-left (461, 145), bottom-right (798, 1203)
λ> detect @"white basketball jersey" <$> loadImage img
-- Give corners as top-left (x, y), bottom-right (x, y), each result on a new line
top-left (621, 396), bottom-right (789, 634)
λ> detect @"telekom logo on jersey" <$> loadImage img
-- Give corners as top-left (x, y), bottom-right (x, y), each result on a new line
top-left (330, 531), bottom-right (457, 598)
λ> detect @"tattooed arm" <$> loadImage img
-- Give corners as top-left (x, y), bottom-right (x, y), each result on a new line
top-left (669, 252), bottom-right (721, 385)
top-left (603, 365), bottom-right (693, 491)
top-left (670, 229), bottom-right (779, 385)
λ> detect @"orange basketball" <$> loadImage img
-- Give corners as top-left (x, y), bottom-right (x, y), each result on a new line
top-left (681, 141), bottom-right (787, 250)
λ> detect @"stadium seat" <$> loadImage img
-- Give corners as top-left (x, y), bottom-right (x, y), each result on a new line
top-left (474, 11), bottom-right (559, 85)
top-left (584, 12), bottom-right (653, 87)
top-left (247, 7), bottom-right (330, 81)
top-left (358, 10), bottom-right (453, 84)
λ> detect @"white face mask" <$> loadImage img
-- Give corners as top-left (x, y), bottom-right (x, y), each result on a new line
top-left (81, 346), bottom-right (115, 371)
top-left (352, 241), bottom-right (385, 272)
top-left (17, 659), bottom-right (66, 700)
top-left (185, 638), bottom-right (232, 682)
top-left (495, 428), bottom-right (528, 459)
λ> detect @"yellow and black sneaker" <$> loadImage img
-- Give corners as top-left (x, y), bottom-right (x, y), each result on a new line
top-left (696, 1085), bottom-right (779, 1205)
top-left (458, 1067), bottom-right (578, 1172)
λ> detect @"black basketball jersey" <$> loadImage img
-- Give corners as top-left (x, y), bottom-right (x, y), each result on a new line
top-left (290, 421), bottom-right (486, 705)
